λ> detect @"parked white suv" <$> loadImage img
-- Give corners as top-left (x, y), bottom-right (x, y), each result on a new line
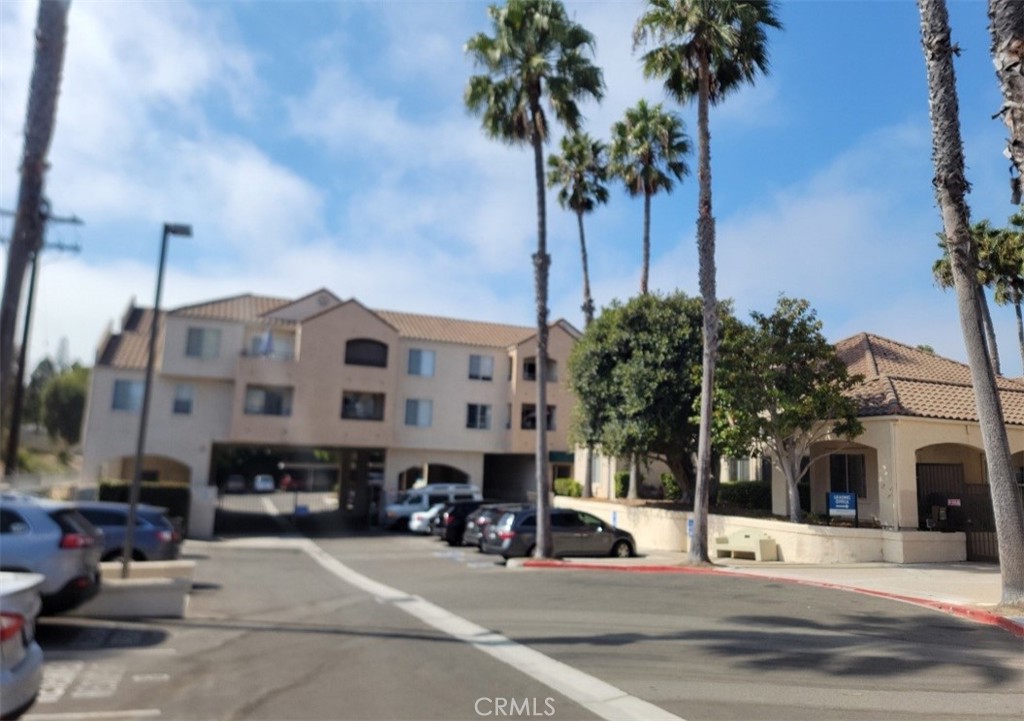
top-left (384, 484), bottom-right (482, 530)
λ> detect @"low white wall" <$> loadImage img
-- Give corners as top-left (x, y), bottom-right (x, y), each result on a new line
top-left (554, 497), bottom-right (966, 564)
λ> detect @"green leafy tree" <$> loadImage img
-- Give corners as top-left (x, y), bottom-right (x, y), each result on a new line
top-left (41, 363), bottom-right (88, 448)
top-left (466, 0), bottom-right (603, 558)
top-left (608, 99), bottom-right (690, 296)
top-left (918, 0), bottom-right (1024, 606)
top-left (634, 0), bottom-right (782, 563)
top-left (718, 297), bottom-right (863, 522)
top-left (568, 292), bottom-right (744, 504)
top-left (25, 356), bottom-right (56, 429)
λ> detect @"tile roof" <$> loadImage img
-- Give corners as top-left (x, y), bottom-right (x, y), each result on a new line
top-left (374, 310), bottom-right (535, 348)
top-left (836, 333), bottom-right (1024, 425)
top-left (97, 292), bottom-right (541, 368)
top-left (96, 308), bottom-right (161, 370)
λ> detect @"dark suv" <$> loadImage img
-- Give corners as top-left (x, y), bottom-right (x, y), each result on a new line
top-left (0, 493), bottom-right (103, 614)
top-left (436, 500), bottom-right (495, 546)
top-left (480, 507), bottom-right (635, 559)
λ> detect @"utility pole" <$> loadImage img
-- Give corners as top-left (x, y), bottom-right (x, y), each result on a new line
top-left (0, 203), bottom-right (82, 478)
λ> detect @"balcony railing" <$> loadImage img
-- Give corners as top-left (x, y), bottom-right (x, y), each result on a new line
top-left (240, 349), bottom-right (295, 362)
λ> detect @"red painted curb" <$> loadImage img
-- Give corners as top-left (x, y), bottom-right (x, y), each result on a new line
top-left (520, 559), bottom-right (1024, 639)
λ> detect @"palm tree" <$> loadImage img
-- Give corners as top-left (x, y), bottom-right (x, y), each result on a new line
top-left (466, 0), bottom-right (603, 557)
top-left (988, 0), bottom-right (1024, 204)
top-left (1, 0), bottom-right (72, 470)
top-left (932, 220), bottom-right (1004, 375)
top-left (918, 0), bottom-right (1024, 607)
top-left (608, 99), bottom-right (690, 296)
top-left (634, 0), bottom-right (781, 564)
top-left (547, 131), bottom-right (608, 500)
top-left (990, 209), bottom-right (1024, 372)
top-left (546, 131), bottom-right (609, 328)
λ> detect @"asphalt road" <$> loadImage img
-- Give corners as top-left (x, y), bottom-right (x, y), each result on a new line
top-left (27, 530), bottom-right (1024, 721)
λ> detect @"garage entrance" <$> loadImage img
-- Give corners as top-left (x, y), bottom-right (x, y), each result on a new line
top-left (210, 444), bottom-right (385, 534)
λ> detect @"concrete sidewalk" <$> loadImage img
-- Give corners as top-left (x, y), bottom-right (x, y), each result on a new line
top-left (517, 550), bottom-right (1024, 638)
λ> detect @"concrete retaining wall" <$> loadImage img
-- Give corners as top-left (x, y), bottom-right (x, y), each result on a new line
top-left (554, 497), bottom-right (966, 564)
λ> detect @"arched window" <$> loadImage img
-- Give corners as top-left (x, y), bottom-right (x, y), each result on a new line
top-left (345, 339), bottom-right (388, 367)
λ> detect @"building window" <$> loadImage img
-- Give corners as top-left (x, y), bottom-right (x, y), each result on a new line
top-left (173, 384), bottom-right (194, 415)
top-left (522, 356), bottom-right (557, 382)
top-left (244, 385), bottom-right (293, 416)
top-left (405, 399), bottom-right (433, 427)
top-left (830, 454), bottom-right (866, 499)
top-left (342, 391), bottom-right (385, 421)
top-left (728, 457), bottom-right (752, 482)
top-left (469, 354), bottom-right (494, 381)
top-left (345, 339), bottom-right (388, 367)
top-left (112, 379), bottom-right (143, 412)
top-left (521, 404), bottom-right (556, 430)
top-left (408, 349), bottom-right (435, 377)
top-left (186, 327), bottom-right (221, 360)
top-left (467, 404), bottom-right (491, 430)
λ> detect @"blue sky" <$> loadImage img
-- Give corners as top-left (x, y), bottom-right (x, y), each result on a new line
top-left (1, 0), bottom-right (1020, 376)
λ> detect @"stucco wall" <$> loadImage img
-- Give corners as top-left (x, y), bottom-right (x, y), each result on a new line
top-left (554, 497), bottom-right (967, 564)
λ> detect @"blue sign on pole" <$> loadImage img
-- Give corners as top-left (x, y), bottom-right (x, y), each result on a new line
top-left (687, 518), bottom-right (694, 538)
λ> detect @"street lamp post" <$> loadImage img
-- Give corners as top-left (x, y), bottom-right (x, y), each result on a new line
top-left (122, 222), bottom-right (191, 579)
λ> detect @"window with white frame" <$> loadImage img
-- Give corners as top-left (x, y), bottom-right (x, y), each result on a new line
top-left (469, 354), bottom-right (494, 381)
top-left (112, 379), bottom-right (143, 412)
top-left (342, 391), bottom-right (385, 421)
top-left (466, 404), bottom-right (491, 430)
top-left (830, 454), bottom-right (866, 498)
top-left (521, 404), bottom-right (556, 430)
top-left (408, 349), bottom-right (435, 377)
top-left (405, 399), bottom-right (433, 427)
top-left (186, 327), bottom-right (222, 360)
top-left (244, 385), bottom-right (293, 416)
top-left (173, 384), bottom-right (194, 415)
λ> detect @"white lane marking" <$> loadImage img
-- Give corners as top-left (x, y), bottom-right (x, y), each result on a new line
top-left (298, 539), bottom-right (685, 721)
top-left (24, 711), bottom-right (160, 720)
top-left (260, 497), bottom-right (281, 516)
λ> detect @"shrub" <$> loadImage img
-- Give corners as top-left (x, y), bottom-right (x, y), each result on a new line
top-left (716, 481), bottom-right (771, 510)
top-left (99, 481), bottom-right (192, 533)
top-left (661, 472), bottom-right (682, 501)
top-left (553, 477), bottom-right (581, 497)
top-left (614, 471), bottom-right (629, 499)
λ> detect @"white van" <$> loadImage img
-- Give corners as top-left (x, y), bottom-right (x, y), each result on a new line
top-left (384, 484), bottom-right (482, 529)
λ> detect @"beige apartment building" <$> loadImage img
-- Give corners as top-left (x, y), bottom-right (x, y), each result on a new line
top-left (81, 289), bottom-right (580, 536)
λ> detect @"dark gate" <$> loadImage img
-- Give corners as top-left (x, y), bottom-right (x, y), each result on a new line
top-left (916, 463), bottom-right (997, 562)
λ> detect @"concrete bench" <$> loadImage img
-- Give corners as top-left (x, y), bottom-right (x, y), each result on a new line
top-left (715, 530), bottom-right (778, 561)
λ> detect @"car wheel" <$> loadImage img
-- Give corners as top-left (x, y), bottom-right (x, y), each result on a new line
top-left (610, 540), bottom-right (632, 558)
top-left (525, 544), bottom-right (536, 558)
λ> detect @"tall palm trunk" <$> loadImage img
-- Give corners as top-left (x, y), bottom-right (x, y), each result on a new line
top-left (691, 49), bottom-right (716, 565)
top-left (0, 0), bottom-right (71, 461)
top-left (641, 192), bottom-right (652, 295)
top-left (576, 210), bottom-right (596, 327)
top-left (978, 286), bottom-right (1002, 375)
top-left (919, 0), bottom-right (1024, 606)
top-left (576, 209), bottom-right (595, 498)
top-left (988, 0), bottom-right (1024, 203)
top-left (531, 115), bottom-right (553, 559)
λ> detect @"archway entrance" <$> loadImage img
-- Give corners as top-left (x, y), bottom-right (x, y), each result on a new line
top-left (916, 443), bottom-right (995, 562)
